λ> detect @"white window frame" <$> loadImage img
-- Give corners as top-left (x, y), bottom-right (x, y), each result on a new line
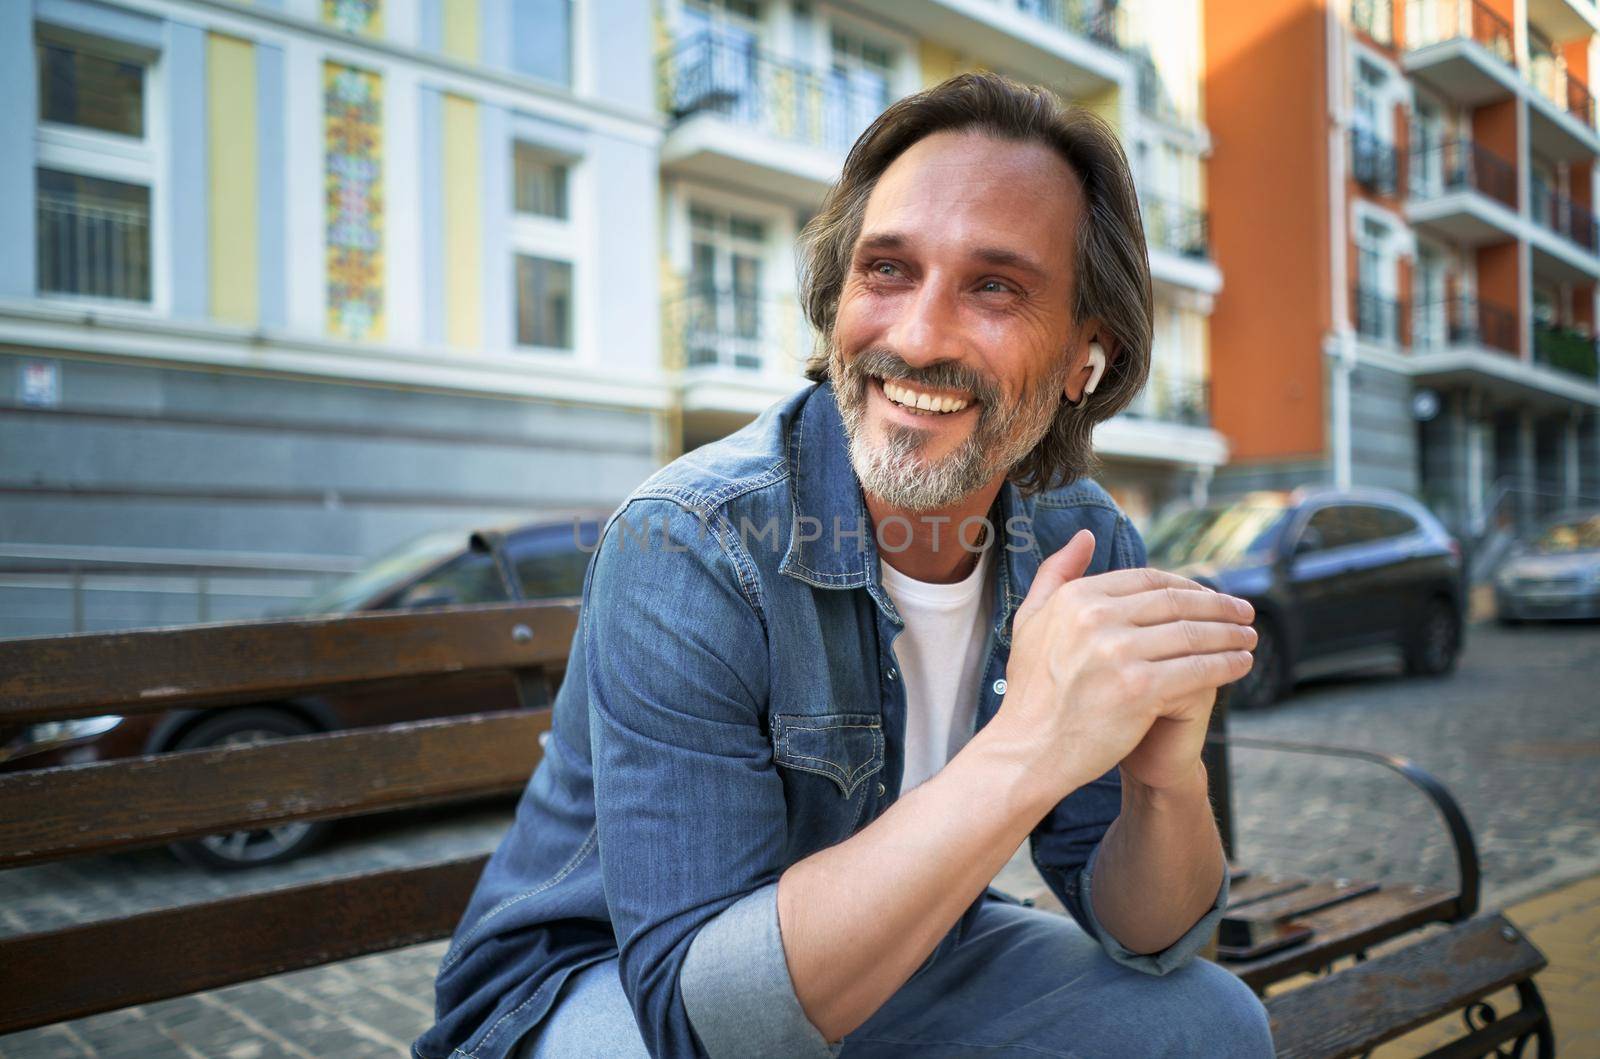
top-left (32, 26), bottom-right (167, 316)
top-left (509, 141), bottom-right (585, 357)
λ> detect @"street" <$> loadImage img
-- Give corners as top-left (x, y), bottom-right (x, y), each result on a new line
top-left (1, 620), bottom-right (1596, 1058)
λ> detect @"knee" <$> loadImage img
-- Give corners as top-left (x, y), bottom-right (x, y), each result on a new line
top-left (1158, 960), bottom-right (1273, 1057)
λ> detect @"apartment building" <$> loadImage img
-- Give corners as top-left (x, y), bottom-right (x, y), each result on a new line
top-left (652, 0), bottom-right (1227, 526)
top-left (1205, 0), bottom-right (1600, 542)
top-left (1, 0), bottom-right (1220, 635)
top-left (0, 0), bottom-right (664, 634)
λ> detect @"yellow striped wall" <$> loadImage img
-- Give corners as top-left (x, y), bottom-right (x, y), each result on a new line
top-left (442, 93), bottom-right (482, 348)
top-left (207, 33), bottom-right (258, 325)
top-left (443, 0), bottom-right (480, 62)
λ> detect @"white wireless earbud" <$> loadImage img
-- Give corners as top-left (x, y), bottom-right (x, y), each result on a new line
top-left (1068, 342), bottom-right (1108, 408)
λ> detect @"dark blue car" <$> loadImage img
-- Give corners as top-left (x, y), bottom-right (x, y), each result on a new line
top-left (1145, 487), bottom-right (1465, 709)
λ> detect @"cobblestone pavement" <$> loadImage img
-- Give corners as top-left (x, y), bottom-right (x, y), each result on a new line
top-left (1, 621), bottom-right (1595, 1057)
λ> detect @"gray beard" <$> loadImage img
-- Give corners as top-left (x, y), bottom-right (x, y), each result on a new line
top-left (831, 346), bottom-right (1067, 513)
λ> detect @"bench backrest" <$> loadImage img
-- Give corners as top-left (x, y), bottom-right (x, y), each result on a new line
top-left (0, 602), bottom-right (573, 1035)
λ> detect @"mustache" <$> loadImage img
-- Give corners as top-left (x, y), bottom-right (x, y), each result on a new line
top-left (843, 347), bottom-right (1001, 406)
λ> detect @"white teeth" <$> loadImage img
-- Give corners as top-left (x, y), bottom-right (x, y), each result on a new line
top-left (881, 378), bottom-right (969, 414)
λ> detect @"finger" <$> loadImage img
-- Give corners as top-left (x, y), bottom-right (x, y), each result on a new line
top-left (1136, 650), bottom-right (1255, 703)
top-left (1086, 565), bottom-right (1210, 598)
top-left (1127, 619), bottom-right (1258, 662)
top-left (1013, 529), bottom-right (1095, 629)
top-left (1122, 587), bottom-right (1255, 627)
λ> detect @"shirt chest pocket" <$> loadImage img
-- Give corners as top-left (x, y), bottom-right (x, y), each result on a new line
top-left (771, 712), bottom-right (885, 799)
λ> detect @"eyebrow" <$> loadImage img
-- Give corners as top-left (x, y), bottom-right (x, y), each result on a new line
top-left (854, 230), bottom-right (1048, 281)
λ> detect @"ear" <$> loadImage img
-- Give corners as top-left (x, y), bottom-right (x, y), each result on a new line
top-left (1064, 327), bottom-right (1111, 405)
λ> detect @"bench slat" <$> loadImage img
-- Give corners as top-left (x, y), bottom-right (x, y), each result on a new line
top-left (1227, 878), bottom-right (1380, 923)
top-left (1227, 883), bottom-right (1460, 990)
top-left (0, 856), bottom-right (491, 1036)
top-left (1227, 871), bottom-right (1311, 909)
top-left (1265, 913), bottom-right (1546, 1059)
top-left (0, 602), bottom-right (578, 723)
top-left (0, 711), bottom-right (549, 867)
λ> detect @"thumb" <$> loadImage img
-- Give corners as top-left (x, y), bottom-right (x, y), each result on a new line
top-left (1012, 528), bottom-right (1095, 631)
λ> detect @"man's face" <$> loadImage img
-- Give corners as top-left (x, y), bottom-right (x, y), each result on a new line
top-left (830, 129), bottom-right (1087, 512)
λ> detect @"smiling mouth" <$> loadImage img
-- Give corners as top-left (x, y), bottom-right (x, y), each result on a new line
top-left (874, 376), bottom-right (976, 416)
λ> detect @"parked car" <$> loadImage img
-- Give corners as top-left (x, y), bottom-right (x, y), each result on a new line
top-left (1494, 509), bottom-right (1600, 623)
top-left (0, 515), bottom-right (603, 869)
top-left (1145, 487), bottom-right (1465, 710)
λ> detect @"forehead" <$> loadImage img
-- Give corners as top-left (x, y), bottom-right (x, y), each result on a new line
top-left (858, 129), bottom-right (1083, 280)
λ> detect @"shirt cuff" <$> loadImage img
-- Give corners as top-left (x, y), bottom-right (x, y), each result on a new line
top-left (1077, 841), bottom-right (1231, 976)
top-left (681, 882), bottom-right (844, 1059)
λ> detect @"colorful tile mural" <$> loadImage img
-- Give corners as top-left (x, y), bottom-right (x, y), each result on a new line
top-left (324, 62), bottom-right (384, 340)
top-left (323, 0), bottom-right (382, 36)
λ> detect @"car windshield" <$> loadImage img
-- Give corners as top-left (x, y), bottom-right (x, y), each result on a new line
top-left (298, 530), bottom-right (467, 614)
top-left (1146, 499), bottom-right (1292, 567)
top-left (1529, 512), bottom-right (1600, 555)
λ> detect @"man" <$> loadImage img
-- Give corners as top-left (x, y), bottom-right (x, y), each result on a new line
top-left (416, 72), bottom-right (1273, 1059)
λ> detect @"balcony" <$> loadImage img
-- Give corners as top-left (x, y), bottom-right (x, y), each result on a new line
top-left (1533, 322), bottom-right (1600, 379)
top-left (657, 33), bottom-right (880, 204)
top-left (865, 0), bottom-right (1127, 97)
top-left (1142, 196), bottom-right (1220, 293)
top-left (1529, 176), bottom-right (1600, 280)
top-left (1351, 0), bottom-right (1395, 45)
top-left (36, 176), bottom-right (151, 304)
top-left (1526, 37), bottom-right (1600, 159)
top-left (1353, 285), bottom-right (1409, 346)
top-left (1406, 138), bottom-right (1519, 244)
top-left (1351, 128), bottom-right (1401, 196)
top-left (665, 286), bottom-right (813, 417)
top-left (1125, 374), bottom-right (1210, 427)
top-left (1413, 294), bottom-right (1520, 354)
top-left (1404, 0), bottom-right (1519, 105)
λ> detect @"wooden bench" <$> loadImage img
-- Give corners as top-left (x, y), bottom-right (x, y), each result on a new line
top-left (0, 605), bottom-right (1555, 1057)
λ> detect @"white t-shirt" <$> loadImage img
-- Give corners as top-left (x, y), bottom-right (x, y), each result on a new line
top-left (878, 545), bottom-right (996, 796)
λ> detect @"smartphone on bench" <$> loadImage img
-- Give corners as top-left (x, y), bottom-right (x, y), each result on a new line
top-left (1216, 915), bottom-right (1313, 961)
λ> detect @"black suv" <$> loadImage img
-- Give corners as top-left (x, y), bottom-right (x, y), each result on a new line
top-left (1145, 487), bottom-right (1465, 709)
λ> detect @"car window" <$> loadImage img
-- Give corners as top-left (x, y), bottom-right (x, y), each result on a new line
top-left (388, 552), bottom-right (509, 608)
top-left (1341, 505), bottom-right (1391, 546)
top-left (1302, 506), bottom-right (1351, 552)
top-left (1144, 501), bottom-right (1290, 567)
top-left (1373, 506), bottom-right (1419, 539)
top-left (508, 524), bottom-right (594, 599)
top-left (1531, 512), bottom-right (1600, 554)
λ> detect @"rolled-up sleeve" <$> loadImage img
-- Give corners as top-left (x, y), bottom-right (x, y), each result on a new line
top-left (1078, 841), bottom-right (1231, 975)
top-left (586, 498), bottom-right (832, 1059)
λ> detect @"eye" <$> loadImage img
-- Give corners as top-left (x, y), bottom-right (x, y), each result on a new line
top-left (872, 261), bottom-right (901, 276)
top-left (978, 278), bottom-right (1015, 295)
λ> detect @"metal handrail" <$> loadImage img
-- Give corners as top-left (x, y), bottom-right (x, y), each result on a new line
top-left (1209, 733), bottom-right (1480, 919)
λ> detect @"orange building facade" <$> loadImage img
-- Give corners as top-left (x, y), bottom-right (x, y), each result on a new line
top-left (1204, 0), bottom-right (1600, 542)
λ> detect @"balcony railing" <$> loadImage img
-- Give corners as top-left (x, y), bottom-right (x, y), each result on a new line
top-left (658, 32), bottom-right (887, 156)
top-left (1406, 0), bottom-right (1514, 65)
top-left (1413, 294), bottom-right (1518, 353)
top-left (1125, 374), bottom-right (1210, 427)
top-left (1351, 128), bottom-right (1400, 195)
top-left (1530, 31), bottom-right (1597, 128)
top-left (1533, 323), bottom-right (1600, 379)
top-left (1530, 176), bottom-right (1600, 254)
top-left (1353, 285), bottom-right (1408, 345)
top-left (1351, 0), bottom-right (1394, 45)
top-left (1408, 137), bottom-right (1516, 208)
top-left (1142, 197), bottom-right (1210, 259)
top-left (1014, 0), bottom-right (1128, 51)
top-left (36, 190), bottom-right (151, 303)
top-left (666, 286), bottom-right (813, 374)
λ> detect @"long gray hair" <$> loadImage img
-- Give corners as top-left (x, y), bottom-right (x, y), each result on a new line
top-left (797, 71), bottom-right (1152, 494)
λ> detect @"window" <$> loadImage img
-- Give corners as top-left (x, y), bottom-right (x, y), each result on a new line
top-left (509, 138), bottom-right (577, 353)
top-left (388, 552), bottom-right (509, 608)
top-left (511, 0), bottom-right (573, 86)
top-left (34, 33), bottom-right (157, 305)
top-left (510, 529), bottom-right (593, 598)
top-left (514, 144), bottom-right (569, 219)
top-left (686, 204), bottom-right (766, 370)
top-left (1302, 507), bottom-right (1353, 552)
top-left (828, 29), bottom-right (894, 152)
top-left (515, 255), bottom-right (573, 349)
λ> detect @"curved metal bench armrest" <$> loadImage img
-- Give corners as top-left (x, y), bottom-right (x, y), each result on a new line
top-left (1205, 733), bottom-right (1480, 919)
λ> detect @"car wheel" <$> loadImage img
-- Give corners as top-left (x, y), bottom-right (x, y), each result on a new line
top-left (168, 708), bottom-right (330, 871)
top-left (1230, 616), bottom-right (1285, 711)
top-left (1405, 597), bottom-right (1461, 677)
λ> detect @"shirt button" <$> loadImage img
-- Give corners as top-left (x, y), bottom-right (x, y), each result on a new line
top-left (993, 678), bottom-right (1007, 695)
top-left (876, 782), bottom-right (887, 797)
top-left (885, 667), bottom-right (899, 681)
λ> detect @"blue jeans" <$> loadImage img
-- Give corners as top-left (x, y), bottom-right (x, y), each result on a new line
top-left (515, 896), bottom-right (1274, 1058)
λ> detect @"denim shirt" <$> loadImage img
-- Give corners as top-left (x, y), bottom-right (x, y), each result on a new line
top-left (415, 381), bottom-right (1229, 1059)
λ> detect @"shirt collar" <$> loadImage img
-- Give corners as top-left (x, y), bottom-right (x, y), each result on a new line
top-left (779, 380), bottom-right (1031, 644)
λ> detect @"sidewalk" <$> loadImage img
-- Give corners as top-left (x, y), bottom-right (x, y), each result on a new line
top-left (1370, 871), bottom-right (1600, 1057)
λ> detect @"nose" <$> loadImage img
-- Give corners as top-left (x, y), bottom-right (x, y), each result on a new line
top-left (881, 273), bottom-right (965, 370)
